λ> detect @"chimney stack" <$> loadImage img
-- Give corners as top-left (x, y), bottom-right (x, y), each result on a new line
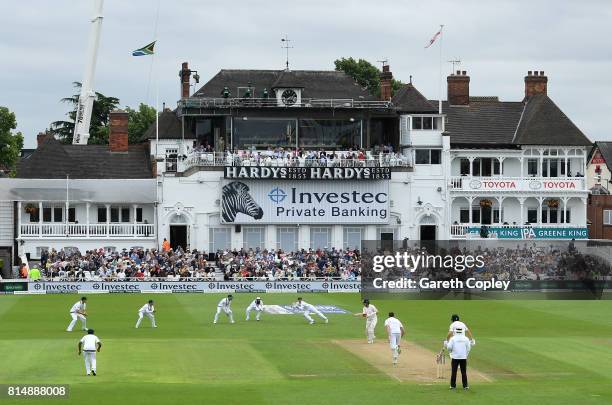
top-left (109, 110), bottom-right (129, 153)
top-left (524, 70), bottom-right (547, 99)
top-left (447, 70), bottom-right (470, 106)
top-left (36, 132), bottom-right (52, 148)
top-left (379, 65), bottom-right (393, 101)
top-left (180, 62), bottom-right (191, 98)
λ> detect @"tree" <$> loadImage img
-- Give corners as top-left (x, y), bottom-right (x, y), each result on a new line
top-left (126, 104), bottom-right (156, 144)
top-left (0, 106), bottom-right (24, 177)
top-left (334, 57), bottom-right (403, 97)
top-left (49, 82), bottom-right (120, 144)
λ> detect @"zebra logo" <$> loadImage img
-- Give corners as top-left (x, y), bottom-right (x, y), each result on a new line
top-left (222, 181), bottom-right (264, 223)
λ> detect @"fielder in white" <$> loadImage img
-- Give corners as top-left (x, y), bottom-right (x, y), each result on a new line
top-left (245, 297), bottom-right (264, 321)
top-left (135, 300), bottom-right (157, 328)
top-left (78, 329), bottom-right (101, 376)
top-left (292, 297), bottom-right (328, 324)
top-left (384, 312), bottom-right (405, 365)
top-left (354, 299), bottom-right (378, 343)
top-left (66, 297), bottom-right (88, 332)
top-left (214, 294), bottom-right (235, 324)
top-left (445, 314), bottom-right (475, 344)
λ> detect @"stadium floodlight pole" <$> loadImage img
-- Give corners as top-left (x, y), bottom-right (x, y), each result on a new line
top-left (72, 0), bottom-right (105, 145)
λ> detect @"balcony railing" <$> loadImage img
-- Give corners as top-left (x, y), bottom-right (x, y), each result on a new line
top-left (178, 97), bottom-right (392, 112)
top-left (449, 176), bottom-right (586, 192)
top-left (20, 224), bottom-right (155, 238)
top-left (178, 151), bottom-right (412, 172)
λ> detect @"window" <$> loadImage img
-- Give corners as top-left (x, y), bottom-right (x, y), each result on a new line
top-left (53, 207), bottom-right (63, 223)
top-left (68, 208), bottom-right (76, 223)
top-left (343, 227), bottom-right (363, 250)
top-left (97, 207), bottom-right (107, 223)
top-left (604, 210), bottom-right (612, 225)
top-left (136, 208), bottom-right (143, 223)
top-left (165, 148), bottom-right (178, 172)
top-left (415, 149), bottom-right (442, 165)
top-left (43, 207), bottom-right (51, 222)
top-left (298, 119), bottom-right (360, 149)
top-left (527, 209), bottom-right (537, 224)
top-left (110, 208), bottom-right (119, 223)
top-left (411, 116), bottom-right (440, 130)
top-left (310, 227), bottom-right (331, 249)
top-left (527, 159), bottom-right (538, 176)
top-left (243, 227), bottom-right (265, 249)
top-left (460, 159), bottom-right (470, 175)
top-left (471, 208), bottom-right (480, 224)
top-left (277, 227), bottom-right (298, 252)
top-left (29, 208), bottom-right (40, 223)
top-left (234, 118), bottom-right (297, 149)
top-left (460, 209), bottom-right (469, 223)
top-left (209, 228), bottom-right (231, 252)
top-left (121, 208), bottom-right (130, 223)
top-left (36, 247), bottom-right (49, 258)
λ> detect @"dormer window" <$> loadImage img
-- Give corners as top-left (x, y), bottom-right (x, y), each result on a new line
top-left (412, 116), bottom-right (441, 130)
top-left (281, 89), bottom-right (298, 106)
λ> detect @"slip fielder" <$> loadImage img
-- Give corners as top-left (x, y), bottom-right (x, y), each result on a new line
top-left (135, 300), bottom-right (157, 328)
top-left (292, 297), bottom-right (328, 324)
top-left (66, 296), bottom-right (88, 332)
top-left (245, 297), bottom-right (264, 321)
top-left (78, 329), bottom-right (101, 376)
top-left (384, 312), bottom-right (405, 365)
top-left (354, 299), bottom-right (378, 343)
top-left (214, 294), bottom-right (235, 324)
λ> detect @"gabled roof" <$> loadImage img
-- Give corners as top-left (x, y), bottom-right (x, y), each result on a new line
top-left (514, 94), bottom-right (591, 146)
top-left (192, 69), bottom-right (375, 100)
top-left (392, 84), bottom-right (437, 113)
top-left (141, 110), bottom-right (195, 141)
top-left (439, 98), bottom-right (524, 146)
top-left (17, 137), bottom-right (153, 179)
top-left (591, 141), bottom-right (612, 171)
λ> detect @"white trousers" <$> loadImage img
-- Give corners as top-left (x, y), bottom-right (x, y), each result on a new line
top-left (214, 307), bottom-right (234, 323)
top-left (389, 333), bottom-right (401, 360)
top-left (366, 317), bottom-right (378, 342)
top-left (67, 313), bottom-right (86, 331)
top-left (83, 351), bottom-right (96, 374)
top-left (245, 305), bottom-right (263, 320)
top-left (136, 312), bottom-right (156, 328)
top-left (303, 308), bottom-right (327, 323)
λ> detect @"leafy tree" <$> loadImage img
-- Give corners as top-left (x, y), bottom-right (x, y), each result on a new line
top-left (334, 57), bottom-right (403, 97)
top-left (126, 104), bottom-right (156, 144)
top-left (50, 82), bottom-right (120, 144)
top-left (0, 106), bottom-right (24, 177)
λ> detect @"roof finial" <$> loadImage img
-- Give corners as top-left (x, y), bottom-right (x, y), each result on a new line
top-left (409, 75), bottom-right (413, 84)
top-left (281, 35), bottom-right (293, 71)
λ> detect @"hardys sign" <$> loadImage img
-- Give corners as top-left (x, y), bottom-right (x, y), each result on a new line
top-left (221, 180), bottom-right (389, 224)
top-left (224, 166), bottom-right (391, 180)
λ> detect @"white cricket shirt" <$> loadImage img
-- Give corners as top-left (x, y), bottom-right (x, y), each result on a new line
top-left (70, 301), bottom-right (85, 313)
top-left (218, 298), bottom-right (232, 308)
top-left (139, 304), bottom-right (154, 314)
top-left (363, 304), bottom-right (378, 319)
top-left (80, 334), bottom-right (100, 351)
top-left (384, 317), bottom-right (404, 334)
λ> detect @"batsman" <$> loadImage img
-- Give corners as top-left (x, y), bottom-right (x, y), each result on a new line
top-left (355, 299), bottom-right (378, 344)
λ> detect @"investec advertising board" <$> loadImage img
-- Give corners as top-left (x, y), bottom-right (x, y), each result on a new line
top-left (221, 179), bottom-right (389, 224)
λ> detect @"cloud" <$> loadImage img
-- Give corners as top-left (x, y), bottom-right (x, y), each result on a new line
top-left (1, 0), bottom-right (610, 147)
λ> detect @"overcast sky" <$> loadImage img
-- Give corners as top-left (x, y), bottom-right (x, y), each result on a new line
top-left (2, 0), bottom-right (611, 148)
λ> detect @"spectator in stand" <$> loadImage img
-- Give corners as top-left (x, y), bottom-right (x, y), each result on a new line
top-left (162, 238), bottom-right (171, 252)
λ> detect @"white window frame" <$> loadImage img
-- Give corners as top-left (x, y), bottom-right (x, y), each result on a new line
top-left (242, 226), bottom-right (266, 250)
top-left (604, 210), bottom-right (612, 225)
top-left (276, 227), bottom-right (298, 252)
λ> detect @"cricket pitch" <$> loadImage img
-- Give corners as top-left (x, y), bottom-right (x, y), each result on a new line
top-left (335, 339), bottom-right (493, 384)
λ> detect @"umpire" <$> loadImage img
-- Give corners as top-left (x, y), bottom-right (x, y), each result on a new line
top-left (446, 327), bottom-right (472, 390)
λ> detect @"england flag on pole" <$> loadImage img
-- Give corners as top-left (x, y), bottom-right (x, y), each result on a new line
top-left (425, 26), bottom-right (444, 48)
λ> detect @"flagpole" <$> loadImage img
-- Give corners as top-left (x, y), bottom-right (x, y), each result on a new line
top-left (438, 24), bottom-right (444, 115)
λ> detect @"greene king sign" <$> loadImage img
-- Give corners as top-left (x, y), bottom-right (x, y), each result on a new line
top-left (221, 180), bottom-right (389, 224)
top-left (224, 166), bottom-right (391, 180)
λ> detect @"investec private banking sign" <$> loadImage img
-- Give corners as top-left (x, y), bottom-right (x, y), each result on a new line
top-left (221, 168), bottom-right (389, 224)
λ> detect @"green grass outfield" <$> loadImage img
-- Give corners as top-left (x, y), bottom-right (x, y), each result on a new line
top-left (1, 294), bottom-right (611, 405)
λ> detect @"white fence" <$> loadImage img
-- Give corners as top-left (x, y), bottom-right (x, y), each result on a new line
top-left (19, 224), bottom-right (155, 238)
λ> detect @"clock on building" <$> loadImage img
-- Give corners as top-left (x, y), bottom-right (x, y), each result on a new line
top-left (281, 89), bottom-right (298, 106)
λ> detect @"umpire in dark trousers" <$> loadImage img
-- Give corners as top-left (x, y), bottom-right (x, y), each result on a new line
top-left (446, 328), bottom-right (472, 390)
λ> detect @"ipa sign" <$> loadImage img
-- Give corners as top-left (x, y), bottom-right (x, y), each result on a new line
top-left (220, 180), bottom-right (389, 224)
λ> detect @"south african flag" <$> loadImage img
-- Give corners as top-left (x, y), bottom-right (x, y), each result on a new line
top-left (132, 41), bottom-right (156, 56)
